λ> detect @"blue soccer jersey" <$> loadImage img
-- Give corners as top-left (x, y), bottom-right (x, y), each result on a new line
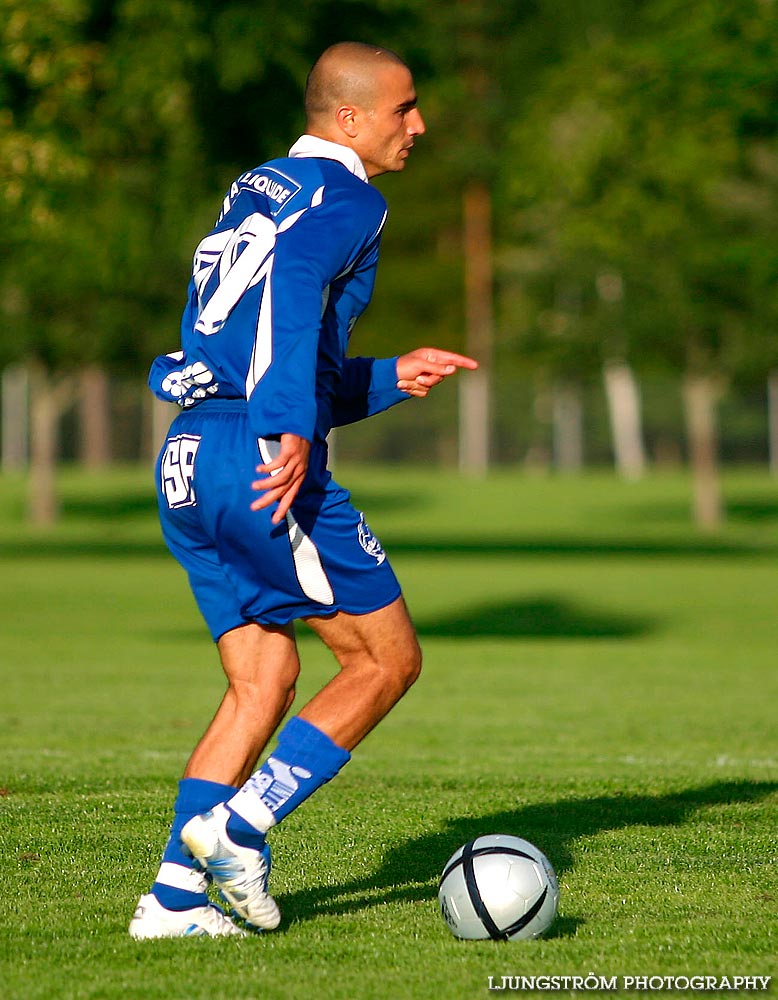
top-left (151, 137), bottom-right (407, 636)
top-left (149, 135), bottom-right (408, 443)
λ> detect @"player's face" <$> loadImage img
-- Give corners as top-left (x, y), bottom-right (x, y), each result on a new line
top-left (356, 64), bottom-right (426, 178)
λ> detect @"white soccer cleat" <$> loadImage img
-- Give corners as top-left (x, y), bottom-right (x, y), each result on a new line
top-left (181, 803), bottom-right (281, 931)
top-left (128, 893), bottom-right (248, 939)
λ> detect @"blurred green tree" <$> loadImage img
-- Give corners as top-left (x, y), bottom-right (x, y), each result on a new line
top-left (502, 0), bottom-right (778, 525)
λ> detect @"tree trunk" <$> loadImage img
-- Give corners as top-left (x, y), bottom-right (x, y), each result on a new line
top-left (146, 393), bottom-right (176, 462)
top-left (1, 364), bottom-right (30, 471)
top-left (682, 372), bottom-right (723, 530)
top-left (458, 180), bottom-right (493, 476)
top-left (768, 371), bottom-right (778, 477)
top-left (603, 361), bottom-right (646, 480)
top-left (551, 383), bottom-right (583, 472)
top-left (27, 366), bottom-right (76, 525)
top-left (78, 365), bottom-right (111, 468)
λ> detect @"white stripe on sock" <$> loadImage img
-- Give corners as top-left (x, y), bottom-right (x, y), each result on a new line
top-left (227, 787), bottom-right (277, 834)
top-left (156, 861), bottom-right (208, 893)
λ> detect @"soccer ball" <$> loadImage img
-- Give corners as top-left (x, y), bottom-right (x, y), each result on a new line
top-left (438, 834), bottom-right (559, 941)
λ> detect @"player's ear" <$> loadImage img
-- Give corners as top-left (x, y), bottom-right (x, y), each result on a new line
top-left (335, 104), bottom-right (359, 138)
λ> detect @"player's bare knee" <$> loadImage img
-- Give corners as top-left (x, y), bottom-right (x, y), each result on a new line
top-left (404, 638), bottom-right (422, 688)
top-left (388, 638), bottom-right (422, 694)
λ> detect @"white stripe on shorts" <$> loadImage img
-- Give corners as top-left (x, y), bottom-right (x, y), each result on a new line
top-left (257, 438), bottom-right (335, 606)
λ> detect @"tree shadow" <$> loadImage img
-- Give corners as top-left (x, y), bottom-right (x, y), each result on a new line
top-left (346, 488), bottom-right (428, 516)
top-left (414, 596), bottom-right (652, 639)
top-left (727, 497), bottom-right (778, 524)
top-left (61, 492), bottom-right (159, 520)
top-left (276, 780), bottom-right (777, 930)
top-left (0, 538), bottom-right (169, 558)
top-left (630, 496), bottom-right (778, 528)
top-left (383, 534), bottom-right (771, 559)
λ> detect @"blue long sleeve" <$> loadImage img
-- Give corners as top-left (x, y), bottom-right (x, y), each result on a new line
top-left (332, 357), bottom-right (408, 426)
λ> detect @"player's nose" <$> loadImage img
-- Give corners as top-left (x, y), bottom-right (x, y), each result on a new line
top-left (408, 107), bottom-right (426, 137)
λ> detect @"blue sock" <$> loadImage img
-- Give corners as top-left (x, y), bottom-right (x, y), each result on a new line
top-left (226, 717), bottom-right (351, 848)
top-left (152, 777), bottom-right (237, 911)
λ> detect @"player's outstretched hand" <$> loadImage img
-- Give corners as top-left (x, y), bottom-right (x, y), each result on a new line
top-left (251, 433), bottom-right (311, 524)
top-left (396, 348), bottom-right (479, 398)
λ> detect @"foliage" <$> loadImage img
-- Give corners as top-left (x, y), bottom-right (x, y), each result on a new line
top-left (501, 0), bottom-right (778, 383)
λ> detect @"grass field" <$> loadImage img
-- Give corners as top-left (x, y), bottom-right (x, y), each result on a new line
top-left (0, 465), bottom-right (776, 999)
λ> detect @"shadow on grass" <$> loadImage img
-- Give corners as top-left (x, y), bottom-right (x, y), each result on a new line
top-left (277, 780), bottom-right (778, 932)
top-left (1, 532), bottom-right (772, 561)
top-left (382, 534), bottom-right (774, 559)
top-left (414, 596), bottom-right (651, 639)
top-left (0, 538), bottom-right (169, 558)
top-left (150, 593), bottom-right (652, 644)
top-left (727, 497), bottom-right (778, 524)
top-left (61, 492), bottom-right (160, 520)
top-left (154, 593), bottom-right (653, 644)
top-left (630, 495), bottom-right (778, 528)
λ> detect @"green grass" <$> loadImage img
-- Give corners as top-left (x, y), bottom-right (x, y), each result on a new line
top-left (0, 465), bottom-right (776, 999)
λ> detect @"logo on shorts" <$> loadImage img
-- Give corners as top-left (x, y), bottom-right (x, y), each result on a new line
top-left (357, 512), bottom-right (386, 565)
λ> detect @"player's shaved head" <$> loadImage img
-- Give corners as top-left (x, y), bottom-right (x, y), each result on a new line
top-left (303, 41), bottom-right (424, 178)
top-left (304, 42), bottom-right (409, 128)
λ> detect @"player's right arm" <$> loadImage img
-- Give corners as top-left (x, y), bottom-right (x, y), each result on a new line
top-left (249, 433), bottom-right (310, 524)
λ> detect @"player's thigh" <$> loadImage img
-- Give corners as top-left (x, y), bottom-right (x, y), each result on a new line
top-left (217, 621), bottom-right (300, 691)
top-left (304, 596), bottom-right (421, 675)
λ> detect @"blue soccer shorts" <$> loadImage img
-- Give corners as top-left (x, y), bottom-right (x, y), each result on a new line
top-left (155, 399), bottom-right (402, 640)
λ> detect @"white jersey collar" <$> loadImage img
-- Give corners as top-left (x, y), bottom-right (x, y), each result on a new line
top-left (288, 134), bottom-right (369, 183)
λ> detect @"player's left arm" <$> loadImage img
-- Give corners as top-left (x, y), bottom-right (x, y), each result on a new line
top-left (395, 348), bottom-right (479, 397)
top-left (332, 349), bottom-right (478, 426)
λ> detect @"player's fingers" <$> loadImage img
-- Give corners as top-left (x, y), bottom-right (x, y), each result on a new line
top-left (420, 363), bottom-right (457, 377)
top-left (396, 380), bottom-right (430, 397)
top-left (250, 491), bottom-right (272, 511)
top-left (430, 350), bottom-right (479, 369)
top-left (251, 464), bottom-right (299, 494)
top-left (250, 479), bottom-right (285, 503)
top-left (254, 456), bottom-right (285, 476)
top-left (253, 465), bottom-right (287, 487)
top-left (254, 447), bottom-right (303, 481)
top-left (263, 479), bottom-right (303, 522)
top-left (270, 489), bottom-right (299, 524)
top-left (249, 478), bottom-right (295, 511)
top-left (398, 351), bottom-right (478, 382)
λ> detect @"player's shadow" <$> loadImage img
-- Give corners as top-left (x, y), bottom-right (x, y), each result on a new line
top-left (277, 780), bottom-right (777, 933)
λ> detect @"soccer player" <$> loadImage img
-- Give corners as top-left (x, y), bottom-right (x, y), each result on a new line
top-left (130, 41), bottom-right (478, 938)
